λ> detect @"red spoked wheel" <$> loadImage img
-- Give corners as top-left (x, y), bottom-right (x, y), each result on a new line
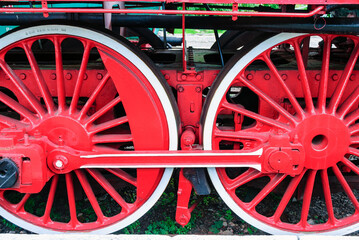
top-left (0, 24), bottom-right (178, 233)
top-left (203, 33), bottom-right (359, 234)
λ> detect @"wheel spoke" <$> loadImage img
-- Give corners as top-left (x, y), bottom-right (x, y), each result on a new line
top-left (337, 85), bottom-right (359, 119)
top-left (22, 42), bottom-right (55, 114)
top-left (106, 169), bottom-right (137, 186)
top-left (273, 170), bottom-right (306, 222)
top-left (239, 76), bottom-right (298, 125)
top-left (349, 124), bottom-right (359, 135)
top-left (0, 59), bottom-right (45, 116)
top-left (344, 109), bottom-right (359, 126)
top-left (15, 193), bottom-right (30, 212)
top-left (87, 169), bottom-right (131, 212)
top-left (293, 40), bottom-right (315, 114)
top-left (92, 134), bottom-right (133, 144)
top-left (300, 170), bottom-right (317, 227)
top-left (248, 174), bottom-right (286, 209)
top-left (341, 157), bottom-right (359, 176)
top-left (78, 73), bottom-right (110, 120)
top-left (75, 169), bottom-right (105, 223)
top-left (0, 114), bottom-right (28, 128)
top-left (348, 147), bottom-right (359, 158)
top-left (54, 37), bottom-right (66, 112)
top-left (227, 168), bottom-right (262, 191)
top-left (88, 116), bottom-right (128, 134)
top-left (263, 54), bottom-right (305, 119)
top-left (84, 96), bottom-right (122, 126)
top-left (0, 91), bottom-right (37, 123)
top-left (70, 43), bottom-right (92, 114)
top-left (318, 36), bottom-right (331, 113)
top-left (222, 102), bottom-right (290, 131)
top-left (328, 43), bottom-right (359, 114)
top-left (65, 173), bottom-right (79, 227)
top-left (350, 136), bottom-right (359, 145)
top-left (42, 175), bottom-right (59, 224)
top-left (321, 169), bottom-right (336, 224)
top-left (332, 165), bottom-right (359, 211)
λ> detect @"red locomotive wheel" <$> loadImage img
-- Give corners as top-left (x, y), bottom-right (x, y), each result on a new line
top-left (203, 33), bottom-right (359, 234)
top-left (0, 24), bottom-right (178, 233)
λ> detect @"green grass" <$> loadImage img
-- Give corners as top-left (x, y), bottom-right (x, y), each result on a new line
top-left (145, 216), bottom-right (193, 234)
top-left (209, 220), bottom-right (223, 234)
top-left (1, 218), bottom-right (18, 231)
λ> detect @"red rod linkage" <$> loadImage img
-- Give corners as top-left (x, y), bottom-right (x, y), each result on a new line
top-left (0, 5), bottom-right (325, 18)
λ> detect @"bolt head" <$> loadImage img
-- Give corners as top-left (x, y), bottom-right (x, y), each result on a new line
top-left (281, 74), bottom-right (288, 81)
top-left (350, 74), bottom-right (355, 81)
top-left (315, 74), bottom-right (321, 81)
top-left (19, 73), bottom-right (26, 80)
top-left (50, 73), bottom-right (57, 80)
top-left (97, 73), bottom-right (103, 80)
top-left (66, 73), bottom-right (72, 80)
top-left (55, 160), bottom-right (63, 169)
top-left (53, 155), bottom-right (68, 170)
top-left (264, 73), bottom-right (271, 80)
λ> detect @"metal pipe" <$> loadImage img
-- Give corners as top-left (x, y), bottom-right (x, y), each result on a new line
top-left (1, 14), bottom-right (359, 35)
top-left (0, 6), bottom-right (325, 17)
top-left (204, 4), bottom-right (224, 67)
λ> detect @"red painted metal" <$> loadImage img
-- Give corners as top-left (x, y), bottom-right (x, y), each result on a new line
top-left (181, 126), bottom-right (196, 150)
top-left (210, 34), bottom-right (359, 232)
top-left (0, 5), bottom-right (325, 18)
top-left (4, 61), bottom-right (359, 232)
top-left (175, 169), bottom-right (193, 227)
top-left (182, 3), bottom-right (187, 72)
top-left (164, 69), bottom-right (218, 142)
top-left (1, 0), bottom-right (358, 4)
top-left (0, 0), bottom-right (358, 232)
top-left (177, 83), bottom-right (202, 127)
top-left (49, 148), bottom-right (264, 172)
top-left (0, 32), bottom-right (172, 232)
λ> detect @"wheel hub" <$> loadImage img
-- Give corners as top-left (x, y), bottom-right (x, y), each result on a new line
top-left (295, 114), bottom-right (349, 170)
top-left (33, 115), bottom-right (92, 150)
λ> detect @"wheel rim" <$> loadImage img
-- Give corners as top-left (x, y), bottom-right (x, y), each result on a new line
top-left (0, 25), bottom-right (178, 233)
top-left (204, 33), bottom-right (359, 234)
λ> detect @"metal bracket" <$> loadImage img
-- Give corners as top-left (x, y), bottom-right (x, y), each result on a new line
top-left (232, 3), bottom-right (238, 21)
top-left (41, 0), bottom-right (49, 18)
top-left (175, 169), bottom-right (197, 227)
top-left (183, 168), bottom-right (211, 195)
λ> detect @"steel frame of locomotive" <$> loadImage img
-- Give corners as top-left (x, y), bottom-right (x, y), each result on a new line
top-left (0, 0), bottom-right (359, 235)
